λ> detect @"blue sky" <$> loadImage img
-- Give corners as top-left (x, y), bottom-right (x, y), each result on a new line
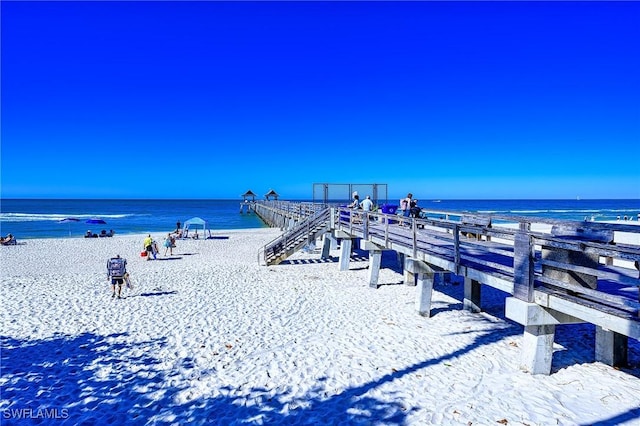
top-left (2, 1), bottom-right (639, 200)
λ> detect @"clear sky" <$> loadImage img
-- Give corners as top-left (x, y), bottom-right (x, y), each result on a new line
top-left (2, 1), bottom-right (639, 200)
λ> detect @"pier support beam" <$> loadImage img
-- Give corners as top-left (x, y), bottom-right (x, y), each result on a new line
top-left (463, 278), bottom-right (481, 313)
top-left (506, 297), bottom-right (583, 375)
top-left (521, 325), bottom-right (555, 375)
top-left (338, 240), bottom-right (352, 271)
top-left (405, 259), bottom-right (445, 317)
top-left (361, 240), bottom-right (383, 289)
top-left (595, 327), bottom-right (628, 367)
top-left (416, 274), bottom-right (435, 317)
top-left (404, 270), bottom-right (416, 287)
top-left (335, 230), bottom-right (354, 271)
top-left (397, 252), bottom-right (405, 273)
top-left (321, 233), bottom-right (336, 259)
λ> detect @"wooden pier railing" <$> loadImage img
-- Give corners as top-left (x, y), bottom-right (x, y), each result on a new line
top-left (253, 201), bottom-right (640, 374)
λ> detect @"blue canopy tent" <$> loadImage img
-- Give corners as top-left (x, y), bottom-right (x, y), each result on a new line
top-left (182, 217), bottom-right (212, 239)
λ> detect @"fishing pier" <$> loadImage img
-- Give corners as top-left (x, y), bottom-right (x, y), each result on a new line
top-left (252, 200), bottom-right (640, 375)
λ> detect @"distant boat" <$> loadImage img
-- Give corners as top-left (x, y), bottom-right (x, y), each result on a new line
top-left (433, 200), bottom-right (441, 203)
top-left (576, 196), bottom-right (581, 201)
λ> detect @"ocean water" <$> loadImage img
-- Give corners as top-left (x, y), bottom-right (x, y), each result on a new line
top-left (0, 199), bottom-right (267, 240)
top-left (1, 198), bottom-right (639, 240)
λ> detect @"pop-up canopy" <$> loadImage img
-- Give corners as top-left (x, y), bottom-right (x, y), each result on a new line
top-left (182, 217), bottom-right (212, 239)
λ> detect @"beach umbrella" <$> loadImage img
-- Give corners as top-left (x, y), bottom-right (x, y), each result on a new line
top-left (59, 217), bottom-right (80, 236)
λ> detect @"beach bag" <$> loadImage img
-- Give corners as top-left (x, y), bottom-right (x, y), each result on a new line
top-left (108, 257), bottom-right (127, 278)
top-left (140, 251), bottom-right (147, 257)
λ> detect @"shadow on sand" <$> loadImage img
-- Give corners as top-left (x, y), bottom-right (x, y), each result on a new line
top-left (0, 320), bottom-right (523, 426)
top-left (2, 307), bottom-right (638, 425)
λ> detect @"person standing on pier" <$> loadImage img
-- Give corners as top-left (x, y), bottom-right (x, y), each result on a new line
top-left (361, 195), bottom-right (374, 212)
top-left (349, 193), bottom-right (360, 209)
top-left (400, 193), bottom-right (413, 217)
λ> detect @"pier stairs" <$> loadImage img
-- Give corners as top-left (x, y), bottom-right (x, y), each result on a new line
top-left (255, 202), bottom-right (331, 265)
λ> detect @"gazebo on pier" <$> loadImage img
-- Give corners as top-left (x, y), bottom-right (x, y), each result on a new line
top-left (265, 189), bottom-right (279, 201)
top-left (240, 190), bottom-right (257, 214)
top-left (242, 190), bottom-right (257, 202)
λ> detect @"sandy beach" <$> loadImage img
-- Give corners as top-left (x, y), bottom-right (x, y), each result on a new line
top-left (1, 229), bottom-right (639, 425)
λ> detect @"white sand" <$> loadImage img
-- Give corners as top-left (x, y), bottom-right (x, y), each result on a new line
top-left (1, 229), bottom-right (639, 425)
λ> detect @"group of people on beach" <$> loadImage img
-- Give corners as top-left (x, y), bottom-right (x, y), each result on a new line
top-left (85, 229), bottom-right (115, 238)
top-left (616, 214), bottom-right (640, 221)
top-left (142, 233), bottom-right (177, 260)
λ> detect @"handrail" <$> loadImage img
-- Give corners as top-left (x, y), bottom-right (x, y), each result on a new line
top-left (335, 206), bottom-right (640, 314)
top-left (259, 207), bottom-right (332, 265)
top-left (258, 204), bottom-right (640, 307)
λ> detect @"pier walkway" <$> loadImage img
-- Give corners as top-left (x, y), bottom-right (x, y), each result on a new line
top-left (252, 201), bottom-right (640, 375)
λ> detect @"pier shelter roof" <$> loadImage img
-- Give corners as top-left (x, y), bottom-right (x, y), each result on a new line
top-left (265, 189), bottom-right (279, 200)
top-left (242, 190), bottom-right (257, 202)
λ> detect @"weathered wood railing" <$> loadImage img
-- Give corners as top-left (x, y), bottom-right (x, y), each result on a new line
top-left (251, 200), bottom-right (640, 373)
top-left (336, 206), bottom-right (639, 294)
top-left (257, 206), bottom-right (331, 265)
top-left (334, 206), bottom-right (640, 374)
top-left (253, 201), bottom-right (327, 229)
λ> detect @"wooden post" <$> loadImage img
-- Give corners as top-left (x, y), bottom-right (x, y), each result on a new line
top-left (412, 220), bottom-right (417, 258)
top-left (416, 272), bottom-right (435, 317)
top-left (595, 326), bottom-right (628, 367)
top-left (339, 238), bottom-right (352, 271)
top-left (397, 252), bottom-right (405, 273)
top-left (406, 259), bottom-right (444, 317)
top-left (513, 223), bottom-right (535, 302)
top-left (321, 233), bottom-right (333, 259)
top-left (521, 325), bottom-right (555, 375)
top-left (363, 213), bottom-right (369, 239)
top-left (361, 240), bottom-right (384, 289)
top-left (369, 250), bottom-right (382, 289)
top-left (453, 224), bottom-right (460, 275)
top-left (405, 269), bottom-right (416, 286)
top-left (463, 278), bottom-right (481, 313)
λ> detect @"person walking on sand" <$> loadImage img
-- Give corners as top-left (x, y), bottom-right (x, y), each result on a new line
top-left (163, 233), bottom-right (174, 256)
top-left (107, 254), bottom-right (127, 299)
top-left (143, 234), bottom-right (153, 261)
top-left (152, 238), bottom-right (160, 259)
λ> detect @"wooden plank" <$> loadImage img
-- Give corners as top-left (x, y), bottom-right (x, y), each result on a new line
top-left (513, 232), bottom-right (535, 302)
top-left (541, 292), bottom-right (640, 339)
top-left (551, 224), bottom-right (614, 243)
top-left (536, 275), bottom-right (640, 313)
top-left (539, 258), bottom-right (640, 287)
top-left (459, 254), bottom-right (513, 275)
top-left (461, 214), bottom-right (492, 227)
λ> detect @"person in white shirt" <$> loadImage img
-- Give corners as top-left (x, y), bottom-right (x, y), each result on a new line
top-left (360, 195), bottom-right (374, 211)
